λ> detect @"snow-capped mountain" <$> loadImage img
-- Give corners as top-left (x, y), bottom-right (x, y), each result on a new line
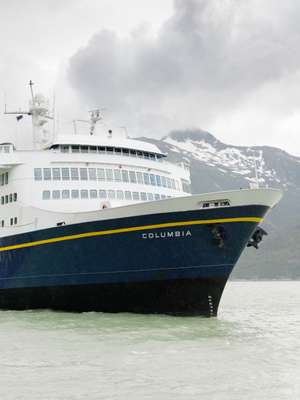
top-left (140, 129), bottom-right (300, 279)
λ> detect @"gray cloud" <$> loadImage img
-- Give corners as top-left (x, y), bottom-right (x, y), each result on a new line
top-left (67, 1), bottom-right (300, 150)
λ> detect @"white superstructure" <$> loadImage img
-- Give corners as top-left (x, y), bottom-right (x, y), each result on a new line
top-left (0, 83), bottom-right (191, 236)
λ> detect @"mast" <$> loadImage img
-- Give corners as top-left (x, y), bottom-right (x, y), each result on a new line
top-left (4, 81), bottom-right (53, 149)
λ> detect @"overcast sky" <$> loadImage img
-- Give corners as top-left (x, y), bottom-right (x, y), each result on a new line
top-left (0, 0), bottom-right (300, 156)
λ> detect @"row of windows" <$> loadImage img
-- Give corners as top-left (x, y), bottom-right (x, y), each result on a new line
top-left (201, 200), bottom-right (230, 208)
top-left (34, 168), bottom-right (180, 190)
top-left (1, 193), bottom-right (17, 205)
top-left (42, 189), bottom-right (172, 201)
top-left (52, 145), bottom-right (164, 162)
top-left (0, 172), bottom-right (8, 186)
top-left (1, 217), bottom-right (17, 227)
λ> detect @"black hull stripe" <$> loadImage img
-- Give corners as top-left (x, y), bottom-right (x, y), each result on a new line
top-left (0, 216), bottom-right (262, 253)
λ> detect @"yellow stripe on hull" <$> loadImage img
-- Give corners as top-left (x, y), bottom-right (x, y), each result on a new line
top-left (0, 216), bottom-right (263, 253)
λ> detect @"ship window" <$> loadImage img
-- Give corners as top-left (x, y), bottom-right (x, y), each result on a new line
top-left (5, 195), bottom-right (8, 204)
top-left (99, 190), bottom-right (107, 199)
top-left (129, 171), bottom-right (137, 183)
top-left (203, 203), bottom-right (210, 208)
top-left (140, 192), bottom-right (147, 201)
top-left (97, 168), bottom-right (105, 181)
top-left (34, 168), bottom-right (42, 181)
top-left (123, 149), bottom-right (129, 157)
top-left (88, 168), bottom-right (97, 180)
top-left (10, 218), bottom-right (13, 226)
top-left (137, 151), bottom-right (143, 158)
top-left (143, 152), bottom-right (150, 159)
top-left (90, 146), bottom-right (97, 153)
top-left (80, 168), bottom-right (88, 180)
top-left (72, 145), bottom-right (80, 153)
top-left (71, 190), bottom-right (79, 199)
top-left (62, 190), bottom-right (70, 199)
top-left (90, 189), bottom-right (98, 199)
top-left (122, 170), bottom-right (129, 182)
top-left (108, 190), bottom-right (115, 199)
top-left (171, 179), bottom-right (176, 190)
top-left (136, 172), bottom-right (143, 184)
top-left (220, 201), bottom-right (230, 206)
top-left (166, 177), bottom-right (171, 189)
top-left (106, 169), bottom-right (113, 181)
top-left (107, 147), bottom-right (114, 154)
top-left (161, 194), bottom-right (166, 199)
top-left (1, 196), bottom-right (4, 205)
top-left (143, 173), bottom-right (150, 185)
top-left (150, 153), bottom-right (155, 161)
top-left (99, 146), bottom-right (106, 154)
top-left (147, 193), bottom-right (153, 201)
top-left (1, 220), bottom-right (4, 227)
top-left (161, 176), bottom-right (167, 187)
top-left (156, 175), bottom-right (162, 187)
top-left (14, 217), bottom-right (17, 225)
top-left (1, 174), bottom-right (4, 185)
top-left (62, 168), bottom-right (70, 180)
top-left (114, 169), bottom-right (121, 181)
top-left (115, 148), bottom-right (121, 155)
top-left (130, 150), bottom-right (136, 157)
top-left (43, 168), bottom-right (51, 180)
top-left (132, 191), bottom-right (139, 200)
top-left (9, 194), bottom-right (12, 202)
top-left (52, 190), bottom-right (60, 200)
top-left (214, 202), bottom-right (219, 207)
top-left (81, 146), bottom-right (88, 153)
top-left (71, 168), bottom-right (79, 180)
top-left (125, 191), bottom-right (132, 200)
top-left (42, 190), bottom-right (50, 200)
top-left (4, 172), bottom-right (8, 184)
top-left (116, 190), bottom-right (124, 200)
top-left (61, 145), bottom-right (69, 153)
top-left (150, 174), bottom-right (156, 186)
top-left (13, 193), bottom-right (17, 202)
top-left (52, 168), bottom-right (61, 180)
top-left (154, 194), bottom-right (160, 200)
top-left (80, 190), bottom-right (88, 199)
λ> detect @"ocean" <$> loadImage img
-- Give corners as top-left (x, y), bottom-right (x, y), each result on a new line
top-left (0, 281), bottom-right (299, 400)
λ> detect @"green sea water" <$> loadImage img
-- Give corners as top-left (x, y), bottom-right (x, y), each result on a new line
top-left (0, 281), bottom-right (299, 400)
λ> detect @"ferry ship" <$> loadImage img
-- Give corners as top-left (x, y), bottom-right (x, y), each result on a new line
top-left (0, 82), bottom-right (282, 316)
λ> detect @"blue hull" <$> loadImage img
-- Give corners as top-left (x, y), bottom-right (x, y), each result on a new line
top-left (0, 204), bottom-right (268, 315)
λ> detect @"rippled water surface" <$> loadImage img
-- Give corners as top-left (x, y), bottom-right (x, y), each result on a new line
top-left (0, 281), bottom-right (299, 400)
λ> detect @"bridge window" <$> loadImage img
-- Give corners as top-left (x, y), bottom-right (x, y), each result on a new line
top-left (132, 192), bottom-right (139, 200)
top-left (62, 168), bottom-right (70, 180)
top-left (106, 169), bottom-right (113, 181)
top-left (52, 168), bottom-right (61, 180)
top-left (147, 193), bottom-right (153, 201)
top-left (71, 168), bottom-right (79, 180)
top-left (125, 191), bottom-right (132, 200)
top-left (34, 168), bottom-right (42, 181)
top-left (62, 190), bottom-right (70, 199)
top-left (80, 190), bottom-right (88, 199)
top-left (129, 171), bottom-right (137, 183)
top-left (143, 173), bottom-right (150, 185)
top-left (80, 168), bottom-right (88, 180)
top-left (97, 168), bottom-right (105, 181)
top-left (150, 174), bottom-right (156, 186)
top-left (42, 190), bottom-right (50, 200)
top-left (114, 169), bottom-right (121, 181)
top-left (88, 168), bottom-right (96, 180)
top-left (122, 170), bottom-right (129, 182)
top-left (136, 172), bottom-right (143, 184)
top-left (90, 190), bottom-right (98, 199)
top-left (99, 190), bottom-right (107, 199)
top-left (43, 168), bottom-right (51, 180)
top-left (140, 192), bottom-right (147, 201)
top-left (71, 190), bottom-right (79, 199)
top-left (52, 190), bottom-right (60, 200)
